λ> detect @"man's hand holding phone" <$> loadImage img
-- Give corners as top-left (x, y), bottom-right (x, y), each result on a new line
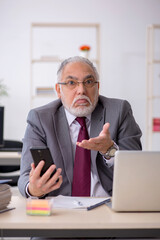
top-left (28, 147), bottom-right (63, 197)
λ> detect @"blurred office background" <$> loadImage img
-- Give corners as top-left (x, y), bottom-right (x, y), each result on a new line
top-left (0, 0), bottom-right (160, 150)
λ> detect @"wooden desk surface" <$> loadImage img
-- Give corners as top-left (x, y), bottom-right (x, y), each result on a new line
top-left (0, 195), bottom-right (160, 238)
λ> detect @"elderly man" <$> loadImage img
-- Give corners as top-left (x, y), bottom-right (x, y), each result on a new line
top-left (18, 56), bottom-right (142, 199)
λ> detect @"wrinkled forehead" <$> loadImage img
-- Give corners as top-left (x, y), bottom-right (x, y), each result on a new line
top-left (61, 61), bottom-right (96, 79)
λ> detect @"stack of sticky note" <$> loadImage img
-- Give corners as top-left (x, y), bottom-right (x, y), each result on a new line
top-left (26, 198), bottom-right (52, 216)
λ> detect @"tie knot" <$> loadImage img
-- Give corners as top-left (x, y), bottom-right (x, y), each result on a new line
top-left (76, 117), bottom-right (86, 127)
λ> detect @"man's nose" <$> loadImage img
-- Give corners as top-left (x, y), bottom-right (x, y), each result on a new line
top-left (76, 82), bottom-right (86, 94)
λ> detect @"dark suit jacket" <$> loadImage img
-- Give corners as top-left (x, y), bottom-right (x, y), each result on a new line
top-left (18, 95), bottom-right (142, 197)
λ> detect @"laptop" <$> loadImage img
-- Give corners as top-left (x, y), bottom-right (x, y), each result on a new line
top-left (108, 151), bottom-right (160, 212)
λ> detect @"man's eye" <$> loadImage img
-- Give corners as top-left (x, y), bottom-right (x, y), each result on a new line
top-left (67, 80), bottom-right (76, 85)
top-left (85, 79), bottom-right (94, 84)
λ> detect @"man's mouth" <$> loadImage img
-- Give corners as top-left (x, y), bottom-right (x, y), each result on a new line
top-left (71, 95), bottom-right (92, 108)
top-left (75, 99), bottom-right (89, 106)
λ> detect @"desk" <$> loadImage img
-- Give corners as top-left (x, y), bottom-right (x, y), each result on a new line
top-left (0, 152), bottom-right (21, 166)
top-left (0, 196), bottom-right (160, 238)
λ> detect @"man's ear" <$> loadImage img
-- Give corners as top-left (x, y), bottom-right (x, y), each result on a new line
top-left (55, 83), bottom-right (61, 98)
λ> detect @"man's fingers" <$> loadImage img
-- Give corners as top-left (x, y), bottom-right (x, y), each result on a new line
top-left (38, 168), bottom-right (62, 194)
top-left (29, 161), bottom-right (63, 196)
top-left (47, 175), bottom-right (63, 193)
top-left (40, 164), bottom-right (56, 182)
top-left (32, 160), bottom-right (45, 179)
top-left (44, 168), bottom-right (62, 188)
top-left (31, 162), bottom-right (35, 169)
top-left (77, 133), bottom-right (106, 147)
top-left (77, 122), bottom-right (112, 151)
top-left (77, 138), bottom-right (101, 150)
top-left (99, 122), bottom-right (110, 136)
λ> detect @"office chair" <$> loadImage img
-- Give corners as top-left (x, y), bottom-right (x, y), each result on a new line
top-left (0, 140), bottom-right (23, 186)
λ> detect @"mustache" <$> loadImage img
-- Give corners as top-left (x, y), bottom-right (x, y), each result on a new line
top-left (71, 95), bottom-right (92, 107)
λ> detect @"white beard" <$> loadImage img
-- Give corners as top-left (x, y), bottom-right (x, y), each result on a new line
top-left (61, 93), bottom-right (99, 117)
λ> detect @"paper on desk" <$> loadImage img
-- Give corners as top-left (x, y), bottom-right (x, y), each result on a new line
top-left (49, 195), bottom-right (109, 209)
top-left (0, 179), bottom-right (12, 184)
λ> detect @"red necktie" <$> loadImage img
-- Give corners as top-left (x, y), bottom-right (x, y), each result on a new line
top-left (72, 117), bottom-right (91, 196)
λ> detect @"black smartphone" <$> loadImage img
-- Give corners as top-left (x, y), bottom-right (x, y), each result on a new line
top-left (30, 146), bottom-right (57, 178)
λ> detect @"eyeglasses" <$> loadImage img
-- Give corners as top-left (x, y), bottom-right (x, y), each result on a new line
top-left (58, 79), bottom-right (99, 89)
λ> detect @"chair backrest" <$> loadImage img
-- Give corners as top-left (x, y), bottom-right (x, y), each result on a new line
top-left (0, 140), bottom-right (23, 186)
top-left (0, 140), bottom-right (23, 151)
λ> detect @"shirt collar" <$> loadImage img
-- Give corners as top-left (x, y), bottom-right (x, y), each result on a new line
top-left (64, 108), bottom-right (91, 126)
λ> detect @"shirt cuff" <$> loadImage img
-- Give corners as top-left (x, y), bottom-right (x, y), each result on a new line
top-left (25, 182), bottom-right (33, 198)
top-left (99, 141), bottom-right (119, 168)
top-left (103, 156), bottom-right (114, 168)
top-left (25, 182), bottom-right (46, 199)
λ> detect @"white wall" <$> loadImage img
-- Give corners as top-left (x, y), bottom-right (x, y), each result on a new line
top-left (0, 0), bottom-right (160, 149)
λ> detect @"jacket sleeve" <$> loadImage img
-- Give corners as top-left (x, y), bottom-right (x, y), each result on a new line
top-left (96, 98), bottom-right (142, 196)
top-left (18, 109), bottom-right (47, 198)
top-left (115, 100), bottom-right (142, 150)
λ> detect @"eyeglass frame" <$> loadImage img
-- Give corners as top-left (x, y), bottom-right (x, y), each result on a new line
top-left (57, 78), bottom-right (99, 89)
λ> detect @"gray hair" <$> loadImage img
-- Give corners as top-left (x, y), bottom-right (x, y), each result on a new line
top-left (57, 56), bottom-right (99, 82)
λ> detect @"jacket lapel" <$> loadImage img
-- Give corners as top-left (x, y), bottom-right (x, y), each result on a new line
top-left (90, 101), bottom-right (105, 176)
top-left (53, 106), bottom-right (74, 185)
